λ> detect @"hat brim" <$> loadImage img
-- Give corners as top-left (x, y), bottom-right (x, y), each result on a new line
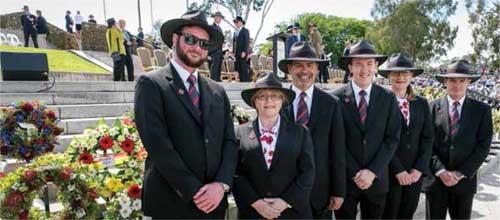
top-left (338, 55), bottom-right (387, 71)
top-left (278, 58), bottom-right (329, 73)
top-left (436, 73), bottom-right (481, 84)
top-left (378, 67), bottom-right (424, 78)
top-left (241, 87), bottom-right (296, 108)
top-left (161, 18), bottom-right (224, 49)
top-left (211, 14), bottom-right (225, 19)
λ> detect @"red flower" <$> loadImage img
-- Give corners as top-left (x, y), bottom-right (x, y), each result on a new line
top-left (22, 170), bottom-right (37, 183)
top-left (45, 175), bottom-right (54, 182)
top-left (121, 118), bottom-right (135, 126)
top-left (22, 102), bottom-right (33, 112)
top-left (59, 167), bottom-right (73, 181)
top-left (0, 145), bottom-right (8, 155)
top-left (99, 136), bottom-right (114, 150)
top-left (120, 138), bottom-right (135, 154)
top-left (127, 184), bottom-right (142, 199)
top-left (18, 210), bottom-right (29, 220)
top-left (0, 172), bottom-right (4, 179)
top-left (45, 110), bottom-right (56, 120)
top-left (53, 126), bottom-right (63, 136)
top-left (4, 191), bottom-right (23, 209)
top-left (79, 153), bottom-right (94, 164)
top-left (88, 187), bottom-right (97, 200)
top-left (46, 144), bottom-right (55, 153)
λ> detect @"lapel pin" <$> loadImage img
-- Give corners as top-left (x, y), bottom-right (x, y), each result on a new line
top-left (178, 89), bottom-right (184, 95)
top-left (344, 97), bottom-right (350, 104)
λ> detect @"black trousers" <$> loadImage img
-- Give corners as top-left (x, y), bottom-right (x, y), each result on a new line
top-left (335, 192), bottom-right (387, 219)
top-left (113, 55), bottom-right (125, 81)
top-left (209, 51), bottom-right (223, 82)
top-left (23, 31), bottom-right (38, 48)
top-left (124, 47), bottom-right (134, 81)
top-left (425, 188), bottom-right (474, 220)
top-left (318, 62), bottom-right (329, 83)
top-left (382, 181), bottom-right (422, 219)
top-left (236, 55), bottom-right (250, 82)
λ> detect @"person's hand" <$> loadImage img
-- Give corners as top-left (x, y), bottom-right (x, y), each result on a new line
top-left (241, 52), bottom-right (246, 58)
top-left (251, 199), bottom-right (281, 219)
top-left (395, 171), bottom-right (413, 185)
top-left (409, 169), bottom-right (422, 183)
top-left (328, 196), bottom-right (344, 210)
top-left (263, 198), bottom-right (289, 213)
top-left (451, 171), bottom-right (465, 182)
top-left (353, 169), bottom-right (376, 190)
top-left (193, 182), bottom-right (225, 213)
top-left (438, 171), bottom-right (458, 187)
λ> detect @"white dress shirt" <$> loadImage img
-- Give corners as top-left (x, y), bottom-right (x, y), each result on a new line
top-left (351, 82), bottom-right (372, 106)
top-left (258, 116), bottom-right (281, 169)
top-left (291, 85), bottom-right (314, 120)
top-left (170, 59), bottom-right (199, 92)
top-left (447, 95), bottom-right (466, 118)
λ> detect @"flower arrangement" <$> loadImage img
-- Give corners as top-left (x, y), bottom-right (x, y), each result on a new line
top-left (0, 154), bottom-right (100, 219)
top-left (102, 183), bottom-right (143, 219)
top-left (493, 109), bottom-right (500, 136)
top-left (413, 86), bottom-right (446, 101)
top-left (231, 105), bottom-right (251, 124)
top-left (0, 101), bottom-right (63, 162)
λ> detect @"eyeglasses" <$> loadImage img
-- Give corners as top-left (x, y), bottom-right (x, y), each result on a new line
top-left (256, 94), bottom-right (282, 101)
top-left (176, 32), bottom-right (212, 50)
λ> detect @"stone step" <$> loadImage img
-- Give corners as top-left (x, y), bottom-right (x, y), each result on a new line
top-left (0, 91), bottom-right (134, 106)
top-left (52, 103), bottom-right (133, 119)
top-left (61, 117), bottom-right (123, 135)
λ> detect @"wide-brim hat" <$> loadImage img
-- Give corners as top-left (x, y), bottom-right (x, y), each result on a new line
top-left (286, 25), bottom-right (294, 33)
top-left (106, 18), bottom-right (116, 27)
top-left (161, 10), bottom-right (224, 49)
top-left (338, 40), bottom-right (387, 70)
top-left (211, 11), bottom-right (224, 19)
top-left (233, 16), bottom-right (246, 24)
top-left (278, 41), bottom-right (329, 73)
top-left (436, 60), bottom-right (481, 83)
top-left (378, 53), bottom-right (423, 78)
top-left (293, 22), bottom-right (302, 29)
top-left (241, 73), bottom-right (295, 107)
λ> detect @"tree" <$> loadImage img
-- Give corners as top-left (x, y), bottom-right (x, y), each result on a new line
top-left (368, 0), bottom-right (458, 64)
top-left (277, 13), bottom-right (375, 65)
top-left (465, 0), bottom-right (500, 68)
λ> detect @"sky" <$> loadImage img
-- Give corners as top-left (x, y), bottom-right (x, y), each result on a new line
top-left (1, 0), bottom-right (473, 60)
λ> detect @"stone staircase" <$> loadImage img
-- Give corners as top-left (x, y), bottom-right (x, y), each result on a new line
top-left (0, 81), bottom-right (339, 152)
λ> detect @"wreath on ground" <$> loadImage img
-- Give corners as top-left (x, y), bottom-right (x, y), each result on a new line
top-left (0, 154), bottom-right (100, 219)
top-left (0, 101), bottom-right (63, 162)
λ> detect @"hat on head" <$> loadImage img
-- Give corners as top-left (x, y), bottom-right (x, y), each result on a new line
top-left (211, 11), bottom-right (225, 19)
top-left (378, 53), bottom-right (423, 78)
top-left (436, 60), bottom-right (480, 83)
top-left (241, 73), bottom-right (295, 107)
top-left (161, 10), bottom-right (224, 49)
top-left (233, 16), bottom-right (245, 24)
top-left (338, 40), bottom-right (387, 70)
top-left (278, 41), bottom-right (328, 73)
top-left (286, 25), bottom-right (294, 33)
top-left (293, 22), bottom-right (302, 29)
top-left (22, 5), bottom-right (29, 10)
top-left (106, 18), bottom-right (116, 27)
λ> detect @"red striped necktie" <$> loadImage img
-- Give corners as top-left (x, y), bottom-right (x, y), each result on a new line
top-left (187, 74), bottom-right (200, 111)
top-left (450, 101), bottom-right (460, 138)
top-left (296, 92), bottom-right (309, 127)
top-left (358, 90), bottom-right (368, 125)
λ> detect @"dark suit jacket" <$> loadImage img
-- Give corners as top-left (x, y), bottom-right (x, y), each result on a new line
top-left (285, 34), bottom-right (306, 58)
top-left (233, 27), bottom-right (249, 58)
top-left (332, 83), bottom-right (401, 195)
top-left (233, 118), bottom-right (315, 219)
top-left (389, 96), bottom-right (434, 180)
top-left (20, 13), bottom-right (37, 33)
top-left (425, 96), bottom-right (492, 194)
top-left (134, 64), bottom-right (238, 218)
top-left (36, 16), bottom-right (48, 34)
top-left (209, 23), bottom-right (224, 56)
top-left (283, 87), bottom-right (346, 211)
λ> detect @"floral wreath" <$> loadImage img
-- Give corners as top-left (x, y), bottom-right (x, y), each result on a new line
top-left (0, 101), bottom-right (64, 162)
top-left (0, 154), bottom-right (100, 219)
top-left (231, 104), bottom-right (251, 124)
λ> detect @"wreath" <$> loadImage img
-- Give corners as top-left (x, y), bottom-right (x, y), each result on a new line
top-left (0, 101), bottom-right (63, 162)
top-left (0, 154), bottom-right (100, 219)
top-left (102, 183), bottom-right (143, 219)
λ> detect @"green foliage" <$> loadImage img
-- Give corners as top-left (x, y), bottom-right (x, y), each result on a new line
top-left (279, 13), bottom-right (375, 65)
top-left (368, 0), bottom-right (458, 63)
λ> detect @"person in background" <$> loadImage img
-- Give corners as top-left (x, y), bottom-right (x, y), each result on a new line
top-left (74, 10), bottom-right (84, 39)
top-left (106, 18), bottom-right (125, 81)
top-left (118, 19), bottom-right (134, 81)
top-left (35, 10), bottom-right (48, 47)
top-left (88, 14), bottom-right (97, 24)
top-left (342, 41), bottom-right (351, 83)
top-left (285, 23), bottom-right (306, 58)
top-left (233, 16), bottom-right (250, 82)
top-left (136, 27), bottom-right (145, 47)
top-left (208, 11), bottom-right (225, 82)
top-left (20, 5), bottom-right (38, 48)
top-left (65, 10), bottom-right (73, 33)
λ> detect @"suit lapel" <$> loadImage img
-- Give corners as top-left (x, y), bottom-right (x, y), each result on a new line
top-left (365, 85), bottom-right (382, 131)
top-left (166, 64), bottom-right (202, 125)
top-left (307, 87), bottom-right (322, 130)
top-left (344, 84), bottom-right (363, 130)
top-left (408, 98), bottom-right (418, 130)
top-left (199, 76), bottom-right (212, 128)
top-left (269, 117), bottom-right (287, 171)
top-left (438, 97), bottom-right (450, 137)
top-left (456, 97), bottom-right (471, 138)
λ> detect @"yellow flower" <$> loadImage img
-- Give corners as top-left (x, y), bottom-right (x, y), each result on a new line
top-left (105, 178), bottom-right (124, 193)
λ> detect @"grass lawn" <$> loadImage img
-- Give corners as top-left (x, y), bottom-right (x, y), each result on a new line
top-left (0, 45), bottom-right (109, 74)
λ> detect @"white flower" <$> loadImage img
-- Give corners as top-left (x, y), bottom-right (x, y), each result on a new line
top-left (76, 208), bottom-right (86, 218)
top-left (109, 127), bottom-right (119, 136)
top-left (68, 185), bottom-right (75, 191)
top-left (18, 186), bottom-right (28, 192)
top-left (132, 199), bottom-right (142, 211)
top-left (79, 174), bottom-right (86, 180)
top-left (117, 135), bottom-right (125, 142)
top-left (11, 182), bottom-right (19, 190)
top-left (129, 160), bottom-right (138, 167)
top-left (119, 207), bottom-right (132, 218)
top-left (118, 195), bottom-right (130, 207)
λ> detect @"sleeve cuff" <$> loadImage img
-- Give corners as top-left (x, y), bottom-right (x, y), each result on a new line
top-left (435, 169), bottom-right (446, 177)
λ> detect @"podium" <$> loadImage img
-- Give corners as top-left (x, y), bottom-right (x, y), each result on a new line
top-left (266, 32), bottom-right (290, 79)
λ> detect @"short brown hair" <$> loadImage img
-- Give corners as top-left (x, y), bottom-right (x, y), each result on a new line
top-left (250, 89), bottom-right (288, 107)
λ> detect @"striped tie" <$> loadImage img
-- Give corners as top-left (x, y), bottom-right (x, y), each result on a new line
top-left (296, 92), bottom-right (309, 127)
top-left (187, 74), bottom-right (200, 111)
top-left (450, 101), bottom-right (460, 138)
top-left (358, 90), bottom-right (368, 125)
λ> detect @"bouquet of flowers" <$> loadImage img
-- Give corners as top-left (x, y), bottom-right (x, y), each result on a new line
top-left (102, 183), bottom-right (143, 219)
top-left (231, 105), bottom-right (251, 124)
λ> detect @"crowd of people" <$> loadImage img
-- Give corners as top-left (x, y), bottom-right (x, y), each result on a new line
top-left (134, 10), bottom-right (494, 220)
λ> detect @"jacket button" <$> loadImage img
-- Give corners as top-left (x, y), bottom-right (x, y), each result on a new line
top-left (266, 192), bottom-right (272, 197)
top-left (205, 138), bottom-right (209, 144)
top-left (363, 140), bottom-right (367, 145)
top-left (450, 145), bottom-right (454, 150)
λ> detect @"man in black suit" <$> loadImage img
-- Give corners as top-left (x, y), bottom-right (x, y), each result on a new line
top-left (342, 41), bottom-right (351, 83)
top-left (425, 60), bottom-right (493, 220)
top-left (232, 16), bottom-right (250, 82)
top-left (208, 12), bottom-right (225, 82)
top-left (118, 19), bottom-right (134, 81)
top-left (20, 5), bottom-right (38, 48)
top-left (332, 40), bottom-right (401, 219)
top-left (134, 10), bottom-right (237, 219)
top-left (285, 23), bottom-right (306, 58)
top-left (279, 41), bottom-right (346, 219)
top-left (65, 10), bottom-right (73, 33)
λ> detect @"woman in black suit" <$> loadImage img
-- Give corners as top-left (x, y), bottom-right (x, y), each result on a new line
top-left (379, 53), bottom-right (434, 219)
top-left (233, 73), bottom-right (315, 219)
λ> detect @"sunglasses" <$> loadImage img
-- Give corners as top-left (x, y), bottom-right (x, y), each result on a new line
top-left (176, 32), bottom-right (212, 50)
